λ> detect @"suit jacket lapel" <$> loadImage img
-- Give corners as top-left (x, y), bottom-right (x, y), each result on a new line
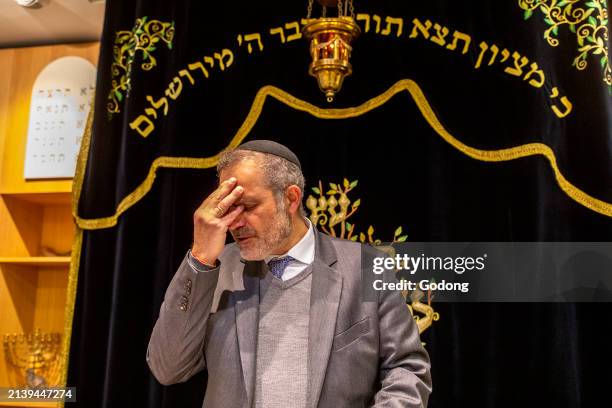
top-left (308, 230), bottom-right (342, 408)
top-left (234, 261), bottom-right (261, 408)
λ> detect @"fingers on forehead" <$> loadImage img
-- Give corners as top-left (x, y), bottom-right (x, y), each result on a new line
top-left (214, 177), bottom-right (237, 199)
top-left (217, 186), bottom-right (242, 209)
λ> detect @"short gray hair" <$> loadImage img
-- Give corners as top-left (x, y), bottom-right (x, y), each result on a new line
top-left (217, 148), bottom-right (306, 215)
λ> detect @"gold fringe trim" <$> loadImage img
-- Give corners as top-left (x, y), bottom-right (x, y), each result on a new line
top-left (58, 229), bottom-right (83, 406)
top-left (74, 79), bottom-right (612, 228)
top-left (58, 99), bottom-right (95, 403)
top-left (75, 155), bottom-right (219, 229)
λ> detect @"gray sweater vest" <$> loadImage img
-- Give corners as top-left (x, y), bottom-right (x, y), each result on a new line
top-left (254, 265), bottom-right (313, 408)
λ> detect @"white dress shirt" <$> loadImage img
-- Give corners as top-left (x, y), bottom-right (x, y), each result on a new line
top-left (264, 218), bottom-right (315, 281)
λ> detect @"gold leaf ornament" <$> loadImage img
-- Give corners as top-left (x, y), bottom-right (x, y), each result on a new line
top-left (306, 179), bottom-right (407, 243)
top-left (519, 0), bottom-right (611, 90)
top-left (107, 17), bottom-right (176, 116)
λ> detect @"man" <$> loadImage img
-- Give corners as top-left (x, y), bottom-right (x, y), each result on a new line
top-left (147, 140), bottom-right (432, 407)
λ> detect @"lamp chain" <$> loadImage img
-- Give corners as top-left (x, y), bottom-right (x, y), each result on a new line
top-left (337, 0), bottom-right (343, 17)
top-left (306, 0), bottom-right (314, 19)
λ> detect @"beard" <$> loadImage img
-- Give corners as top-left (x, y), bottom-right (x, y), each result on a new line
top-left (231, 208), bottom-right (292, 261)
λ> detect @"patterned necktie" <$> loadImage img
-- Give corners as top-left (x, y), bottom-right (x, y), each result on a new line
top-left (268, 256), bottom-right (294, 280)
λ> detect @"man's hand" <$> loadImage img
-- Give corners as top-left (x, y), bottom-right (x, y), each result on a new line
top-left (191, 177), bottom-right (244, 266)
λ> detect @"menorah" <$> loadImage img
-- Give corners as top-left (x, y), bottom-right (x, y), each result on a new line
top-left (3, 329), bottom-right (62, 388)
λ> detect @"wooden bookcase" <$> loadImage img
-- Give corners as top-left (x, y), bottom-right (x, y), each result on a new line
top-left (0, 43), bottom-right (99, 407)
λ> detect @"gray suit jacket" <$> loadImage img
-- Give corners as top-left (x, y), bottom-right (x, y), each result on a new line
top-left (147, 229), bottom-right (432, 407)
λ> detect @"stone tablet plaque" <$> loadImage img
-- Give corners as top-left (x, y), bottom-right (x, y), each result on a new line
top-left (23, 56), bottom-right (96, 179)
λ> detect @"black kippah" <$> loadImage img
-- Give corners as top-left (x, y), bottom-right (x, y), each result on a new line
top-left (237, 140), bottom-right (301, 169)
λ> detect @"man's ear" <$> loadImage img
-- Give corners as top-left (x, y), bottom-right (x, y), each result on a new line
top-left (285, 185), bottom-right (302, 214)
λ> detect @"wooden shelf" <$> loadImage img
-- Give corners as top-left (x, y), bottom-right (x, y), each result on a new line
top-left (0, 192), bottom-right (72, 206)
top-left (0, 257), bottom-right (70, 267)
top-left (0, 42), bottom-right (98, 392)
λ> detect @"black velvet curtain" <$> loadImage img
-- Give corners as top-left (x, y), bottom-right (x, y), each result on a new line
top-left (68, 0), bottom-right (612, 407)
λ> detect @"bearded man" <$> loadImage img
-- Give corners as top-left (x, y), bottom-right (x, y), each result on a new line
top-left (147, 140), bottom-right (432, 407)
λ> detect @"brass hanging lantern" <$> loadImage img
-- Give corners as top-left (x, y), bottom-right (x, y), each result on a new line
top-left (302, 0), bottom-right (360, 102)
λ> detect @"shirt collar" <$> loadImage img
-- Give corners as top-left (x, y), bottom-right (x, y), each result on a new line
top-left (265, 218), bottom-right (315, 265)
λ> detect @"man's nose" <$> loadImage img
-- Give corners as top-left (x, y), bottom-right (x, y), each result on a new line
top-left (229, 211), bottom-right (246, 230)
